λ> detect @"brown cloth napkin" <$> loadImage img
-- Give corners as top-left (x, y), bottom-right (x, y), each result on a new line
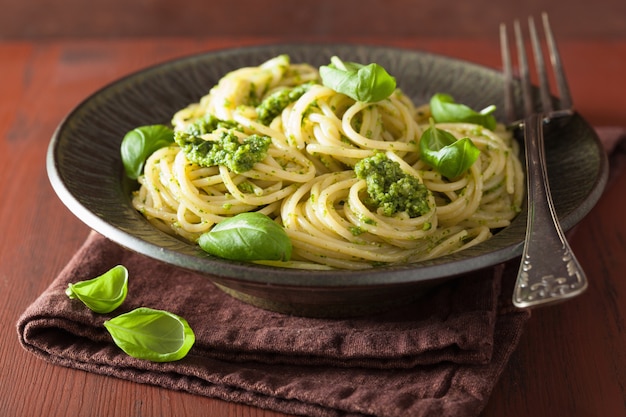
top-left (16, 127), bottom-right (625, 417)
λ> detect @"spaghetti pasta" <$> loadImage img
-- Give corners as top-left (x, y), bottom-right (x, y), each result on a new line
top-left (131, 54), bottom-right (524, 270)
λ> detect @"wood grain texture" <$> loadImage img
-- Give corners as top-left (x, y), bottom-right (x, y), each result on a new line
top-left (2, 0), bottom-right (626, 40)
top-left (1, 38), bottom-right (625, 417)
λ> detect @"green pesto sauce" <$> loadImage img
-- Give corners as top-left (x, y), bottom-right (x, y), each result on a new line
top-left (255, 82), bottom-right (314, 125)
top-left (237, 181), bottom-right (255, 194)
top-left (175, 125), bottom-right (271, 174)
top-left (349, 226), bottom-right (365, 236)
top-left (355, 153), bottom-right (431, 218)
top-left (362, 216), bottom-right (377, 225)
top-left (186, 114), bottom-right (243, 135)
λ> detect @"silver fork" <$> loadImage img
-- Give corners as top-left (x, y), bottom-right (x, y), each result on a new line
top-left (500, 13), bottom-right (588, 308)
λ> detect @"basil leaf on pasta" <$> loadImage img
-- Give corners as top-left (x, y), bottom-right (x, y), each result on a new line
top-left (419, 121), bottom-right (481, 179)
top-left (198, 212), bottom-right (292, 261)
top-left (121, 124), bottom-right (174, 179)
top-left (429, 93), bottom-right (497, 130)
top-left (320, 56), bottom-right (396, 103)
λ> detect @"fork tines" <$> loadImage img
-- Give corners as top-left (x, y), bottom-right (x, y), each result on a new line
top-left (499, 12), bottom-right (573, 122)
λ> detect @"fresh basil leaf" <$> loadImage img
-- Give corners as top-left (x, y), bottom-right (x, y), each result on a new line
top-left (429, 93), bottom-right (497, 130)
top-left (103, 307), bottom-right (195, 362)
top-left (198, 212), bottom-right (292, 261)
top-left (320, 56), bottom-right (396, 103)
top-left (121, 124), bottom-right (175, 179)
top-left (65, 265), bottom-right (128, 313)
top-left (419, 121), bottom-right (481, 179)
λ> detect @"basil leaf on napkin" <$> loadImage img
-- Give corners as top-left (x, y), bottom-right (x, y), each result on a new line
top-left (65, 265), bottom-right (128, 313)
top-left (104, 307), bottom-right (195, 362)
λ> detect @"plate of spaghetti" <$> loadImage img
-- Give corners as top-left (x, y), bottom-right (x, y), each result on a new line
top-left (47, 44), bottom-right (608, 316)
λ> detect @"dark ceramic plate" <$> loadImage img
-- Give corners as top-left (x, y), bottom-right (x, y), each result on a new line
top-left (47, 44), bottom-right (608, 317)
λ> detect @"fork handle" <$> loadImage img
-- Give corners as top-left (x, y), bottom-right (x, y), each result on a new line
top-left (513, 113), bottom-right (588, 308)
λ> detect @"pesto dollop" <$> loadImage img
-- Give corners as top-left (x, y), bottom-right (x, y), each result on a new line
top-left (175, 126), bottom-right (271, 174)
top-left (255, 82), bottom-right (314, 125)
top-left (174, 116), bottom-right (272, 174)
top-left (186, 114), bottom-right (243, 135)
top-left (355, 153), bottom-right (431, 218)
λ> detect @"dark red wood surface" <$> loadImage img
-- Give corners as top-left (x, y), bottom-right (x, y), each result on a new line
top-left (1, 36), bottom-right (625, 417)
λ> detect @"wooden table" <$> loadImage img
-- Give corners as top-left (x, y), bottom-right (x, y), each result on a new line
top-left (1, 38), bottom-right (625, 417)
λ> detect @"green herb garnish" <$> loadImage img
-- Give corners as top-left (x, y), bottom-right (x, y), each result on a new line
top-left (65, 265), bottom-right (129, 313)
top-left (198, 212), bottom-right (292, 261)
top-left (429, 93), bottom-right (497, 130)
top-left (320, 56), bottom-right (396, 103)
top-left (419, 119), bottom-right (481, 179)
top-left (104, 307), bottom-right (195, 362)
top-left (120, 125), bottom-right (175, 179)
